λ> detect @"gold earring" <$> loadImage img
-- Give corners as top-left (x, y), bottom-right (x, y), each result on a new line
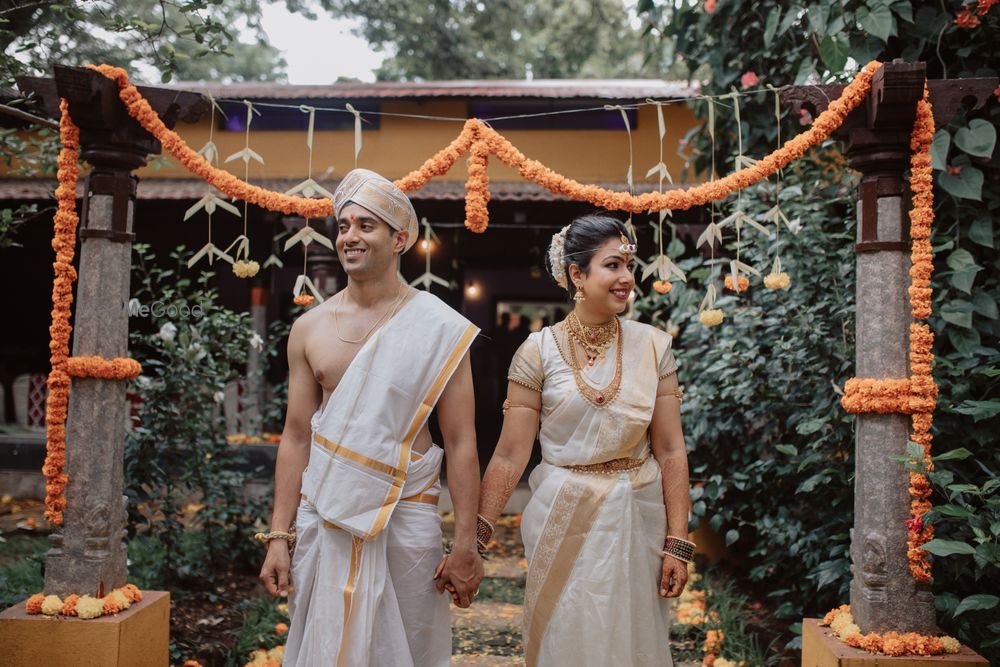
top-left (573, 284), bottom-right (586, 302)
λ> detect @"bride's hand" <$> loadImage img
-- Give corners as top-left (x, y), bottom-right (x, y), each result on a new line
top-left (659, 554), bottom-right (688, 598)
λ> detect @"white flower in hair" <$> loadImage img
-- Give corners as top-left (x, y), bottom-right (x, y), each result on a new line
top-left (548, 224), bottom-right (572, 289)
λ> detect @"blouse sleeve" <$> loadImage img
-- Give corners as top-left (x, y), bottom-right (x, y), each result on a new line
top-left (508, 336), bottom-right (544, 392)
top-left (656, 330), bottom-right (679, 380)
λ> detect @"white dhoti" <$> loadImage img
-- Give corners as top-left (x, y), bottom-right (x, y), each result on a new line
top-left (285, 291), bottom-right (477, 666)
top-left (285, 446), bottom-right (451, 667)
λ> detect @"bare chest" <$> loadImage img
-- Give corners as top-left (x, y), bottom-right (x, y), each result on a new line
top-left (307, 336), bottom-right (362, 398)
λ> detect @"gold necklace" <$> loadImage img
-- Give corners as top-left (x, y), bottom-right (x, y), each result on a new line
top-left (566, 311), bottom-right (617, 366)
top-left (334, 282), bottom-right (405, 344)
top-left (556, 318), bottom-right (623, 408)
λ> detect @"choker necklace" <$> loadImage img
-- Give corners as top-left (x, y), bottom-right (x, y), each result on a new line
top-left (557, 316), bottom-right (623, 408)
top-left (565, 311), bottom-right (617, 366)
top-left (335, 282), bottom-right (406, 344)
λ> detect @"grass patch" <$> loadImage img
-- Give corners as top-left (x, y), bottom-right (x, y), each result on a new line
top-left (477, 575), bottom-right (525, 604)
top-left (0, 534), bottom-right (46, 608)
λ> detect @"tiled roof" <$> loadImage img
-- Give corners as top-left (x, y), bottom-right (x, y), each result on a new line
top-left (171, 79), bottom-right (698, 101)
top-left (0, 178), bottom-right (684, 203)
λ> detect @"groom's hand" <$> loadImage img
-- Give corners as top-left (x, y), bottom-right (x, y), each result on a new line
top-left (435, 547), bottom-right (483, 608)
top-left (260, 540), bottom-right (291, 598)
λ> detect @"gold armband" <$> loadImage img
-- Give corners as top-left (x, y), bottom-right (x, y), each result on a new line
top-left (502, 398), bottom-right (540, 415)
top-left (657, 387), bottom-right (683, 402)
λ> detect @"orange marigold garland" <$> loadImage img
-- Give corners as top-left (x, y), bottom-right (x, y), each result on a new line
top-left (820, 606), bottom-right (960, 656)
top-left (395, 122), bottom-right (477, 191)
top-left (25, 584), bottom-right (144, 619)
top-left (905, 89), bottom-right (937, 583)
top-left (43, 99), bottom-right (80, 527)
top-left (840, 86), bottom-right (937, 582)
top-left (464, 139), bottom-right (491, 233)
top-left (89, 65), bottom-right (331, 220)
top-left (66, 356), bottom-right (142, 380)
top-left (87, 60), bottom-right (881, 234)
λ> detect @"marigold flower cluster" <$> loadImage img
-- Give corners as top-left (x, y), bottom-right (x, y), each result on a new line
top-left (25, 583), bottom-right (143, 620)
top-left (233, 260), bottom-right (261, 278)
top-left (820, 605), bottom-right (961, 656)
top-left (724, 275), bottom-right (749, 292)
top-left (244, 645), bottom-right (285, 667)
top-left (699, 309), bottom-right (724, 327)
top-left (763, 272), bottom-right (790, 290)
top-left (653, 280), bottom-right (673, 294)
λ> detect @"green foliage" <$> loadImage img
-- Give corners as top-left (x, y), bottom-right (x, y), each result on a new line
top-left (317, 0), bottom-right (661, 80)
top-left (638, 0), bottom-right (1000, 658)
top-left (0, 535), bottom-right (47, 608)
top-left (671, 567), bottom-right (779, 665)
top-left (0, 0), bottom-right (292, 87)
top-left (230, 596), bottom-right (289, 666)
top-left (125, 244), bottom-right (279, 588)
top-left (637, 155), bottom-right (859, 631)
top-left (920, 449), bottom-right (1000, 654)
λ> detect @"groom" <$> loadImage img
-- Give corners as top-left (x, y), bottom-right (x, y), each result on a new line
top-left (259, 168), bottom-right (484, 666)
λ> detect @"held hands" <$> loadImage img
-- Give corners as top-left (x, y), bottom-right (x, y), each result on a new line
top-left (659, 553), bottom-right (688, 598)
top-left (259, 540), bottom-right (292, 598)
top-left (433, 546), bottom-right (484, 608)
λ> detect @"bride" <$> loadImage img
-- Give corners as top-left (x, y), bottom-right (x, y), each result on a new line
top-left (476, 214), bottom-right (693, 666)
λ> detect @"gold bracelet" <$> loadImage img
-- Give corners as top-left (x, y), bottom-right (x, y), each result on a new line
top-left (254, 530), bottom-right (296, 548)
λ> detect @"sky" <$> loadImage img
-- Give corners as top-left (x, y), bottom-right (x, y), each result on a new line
top-left (260, 5), bottom-right (385, 84)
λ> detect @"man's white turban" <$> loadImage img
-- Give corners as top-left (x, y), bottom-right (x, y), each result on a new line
top-left (332, 168), bottom-right (419, 252)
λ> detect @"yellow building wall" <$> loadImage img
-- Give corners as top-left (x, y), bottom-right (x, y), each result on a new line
top-left (134, 99), bottom-right (699, 184)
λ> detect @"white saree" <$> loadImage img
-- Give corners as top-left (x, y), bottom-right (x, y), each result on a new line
top-left (285, 291), bottom-right (479, 667)
top-left (509, 319), bottom-right (679, 667)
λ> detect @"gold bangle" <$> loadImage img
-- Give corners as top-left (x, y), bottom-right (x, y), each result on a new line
top-left (663, 535), bottom-right (695, 563)
top-left (254, 530), bottom-right (296, 548)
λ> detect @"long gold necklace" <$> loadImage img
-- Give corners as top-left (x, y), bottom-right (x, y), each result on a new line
top-left (556, 317), bottom-right (623, 408)
top-left (334, 281), bottom-right (406, 344)
top-left (566, 311), bottom-right (618, 366)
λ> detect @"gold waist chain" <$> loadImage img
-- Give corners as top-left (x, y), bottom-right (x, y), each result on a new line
top-left (562, 453), bottom-right (649, 475)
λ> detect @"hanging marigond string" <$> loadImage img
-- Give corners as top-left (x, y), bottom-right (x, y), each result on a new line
top-left (464, 139), bottom-right (490, 233)
top-left (42, 98), bottom-right (80, 526)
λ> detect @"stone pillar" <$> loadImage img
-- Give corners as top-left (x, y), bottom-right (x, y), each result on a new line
top-left (843, 61), bottom-right (936, 634)
top-left (15, 65), bottom-right (208, 598)
top-left (43, 150), bottom-right (142, 596)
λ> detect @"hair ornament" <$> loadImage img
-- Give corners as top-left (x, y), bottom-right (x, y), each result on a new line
top-left (548, 224), bottom-right (572, 289)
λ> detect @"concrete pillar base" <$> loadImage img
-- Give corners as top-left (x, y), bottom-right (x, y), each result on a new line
top-left (0, 590), bottom-right (169, 666)
top-left (802, 618), bottom-right (988, 667)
